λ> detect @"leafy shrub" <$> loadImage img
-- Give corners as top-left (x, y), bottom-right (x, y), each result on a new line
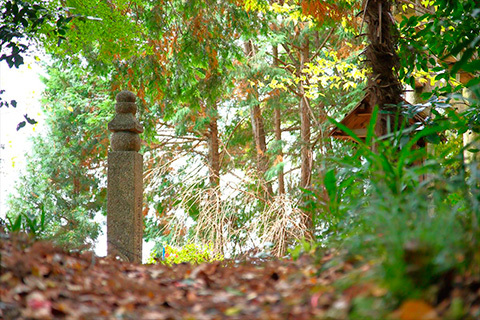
top-left (287, 239), bottom-right (324, 262)
top-left (148, 242), bottom-right (224, 265)
top-left (321, 106), bottom-right (480, 298)
top-left (4, 205), bottom-right (46, 237)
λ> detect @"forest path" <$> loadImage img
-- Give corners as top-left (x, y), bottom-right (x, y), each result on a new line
top-left (0, 234), bottom-right (477, 319)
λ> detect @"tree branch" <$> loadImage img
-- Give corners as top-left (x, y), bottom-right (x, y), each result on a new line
top-left (310, 27), bottom-right (335, 61)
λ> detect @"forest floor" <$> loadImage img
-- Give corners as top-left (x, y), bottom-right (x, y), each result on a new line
top-left (1, 233), bottom-right (480, 320)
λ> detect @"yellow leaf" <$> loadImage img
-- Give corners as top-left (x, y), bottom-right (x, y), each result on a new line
top-left (224, 306), bottom-right (241, 316)
top-left (67, 106), bottom-right (74, 112)
top-left (418, 77), bottom-right (428, 84)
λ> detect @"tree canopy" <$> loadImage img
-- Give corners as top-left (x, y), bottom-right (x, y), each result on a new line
top-left (3, 1), bottom-right (480, 313)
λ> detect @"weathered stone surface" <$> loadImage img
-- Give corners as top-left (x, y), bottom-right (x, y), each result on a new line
top-left (108, 113), bottom-right (144, 133)
top-left (107, 90), bottom-right (143, 263)
top-left (116, 90), bottom-right (136, 103)
top-left (115, 101), bottom-right (137, 114)
top-left (107, 151), bottom-right (143, 263)
top-left (111, 131), bottom-right (142, 152)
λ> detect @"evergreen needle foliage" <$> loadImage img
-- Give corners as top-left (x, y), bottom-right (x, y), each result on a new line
top-left (2, 4), bottom-right (479, 306)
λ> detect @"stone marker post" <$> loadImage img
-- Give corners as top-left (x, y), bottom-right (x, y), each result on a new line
top-left (107, 90), bottom-right (144, 263)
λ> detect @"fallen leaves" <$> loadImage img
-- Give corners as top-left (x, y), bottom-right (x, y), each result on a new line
top-left (0, 235), bottom-right (335, 319)
top-left (393, 300), bottom-right (439, 320)
top-left (24, 291), bottom-right (52, 319)
top-left (1, 233), bottom-right (480, 319)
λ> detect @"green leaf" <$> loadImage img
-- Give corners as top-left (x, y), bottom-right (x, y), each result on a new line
top-left (462, 60), bottom-right (480, 73)
top-left (16, 121), bottom-right (26, 131)
top-left (324, 169), bottom-right (337, 200)
top-left (366, 105), bottom-right (379, 146)
top-left (23, 214), bottom-right (38, 236)
top-left (466, 77), bottom-right (480, 88)
top-left (39, 204), bottom-right (46, 230)
top-left (450, 48), bottom-right (475, 75)
top-left (426, 133), bottom-right (441, 144)
top-left (7, 214), bottom-right (22, 232)
top-left (328, 117), bottom-right (364, 145)
top-left (24, 114), bottom-right (37, 125)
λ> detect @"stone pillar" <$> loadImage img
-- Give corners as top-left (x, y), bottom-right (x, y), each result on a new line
top-left (107, 90), bottom-right (144, 263)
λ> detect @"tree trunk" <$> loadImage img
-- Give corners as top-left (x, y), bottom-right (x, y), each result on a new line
top-left (273, 45), bottom-right (286, 195)
top-left (244, 40), bottom-right (273, 198)
top-left (251, 104), bottom-right (273, 197)
top-left (208, 105), bottom-right (220, 188)
top-left (207, 103), bottom-right (223, 254)
top-left (299, 37), bottom-right (313, 237)
top-left (364, 0), bottom-right (403, 136)
top-left (299, 39), bottom-right (311, 190)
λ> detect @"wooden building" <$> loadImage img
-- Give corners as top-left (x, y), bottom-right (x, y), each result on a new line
top-left (329, 93), bottom-right (428, 144)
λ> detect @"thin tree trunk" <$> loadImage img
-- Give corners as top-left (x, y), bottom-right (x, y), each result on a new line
top-left (299, 38), bottom-right (312, 190)
top-left (208, 105), bottom-right (220, 187)
top-left (300, 98), bottom-right (312, 190)
top-left (251, 104), bottom-right (273, 196)
top-left (272, 41), bottom-right (287, 256)
top-left (273, 45), bottom-right (286, 195)
top-left (207, 103), bottom-right (223, 254)
top-left (299, 37), bottom-right (313, 237)
top-left (244, 40), bottom-right (273, 198)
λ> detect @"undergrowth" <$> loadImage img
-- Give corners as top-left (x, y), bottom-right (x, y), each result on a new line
top-left (147, 242), bottom-right (224, 265)
top-left (310, 105), bottom-right (480, 303)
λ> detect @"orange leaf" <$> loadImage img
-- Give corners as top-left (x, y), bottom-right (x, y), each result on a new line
top-left (393, 300), bottom-right (439, 320)
top-left (142, 206), bottom-right (149, 217)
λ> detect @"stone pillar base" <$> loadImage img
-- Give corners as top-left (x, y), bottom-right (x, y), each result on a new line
top-left (107, 151), bottom-right (143, 263)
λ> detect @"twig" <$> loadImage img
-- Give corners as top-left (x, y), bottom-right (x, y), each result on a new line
top-left (378, 1), bottom-right (382, 40)
top-left (359, 0), bottom-right (370, 36)
top-left (310, 27), bottom-right (335, 61)
top-left (281, 43), bottom-right (299, 67)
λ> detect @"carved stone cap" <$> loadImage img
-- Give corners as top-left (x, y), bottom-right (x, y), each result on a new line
top-left (116, 91), bottom-right (137, 114)
top-left (116, 90), bottom-right (136, 103)
top-left (109, 90), bottom-right (144, 152)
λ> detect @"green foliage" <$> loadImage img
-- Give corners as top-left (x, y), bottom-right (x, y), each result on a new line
top-left (320, 106), bottom-right (480, 299)
top-left (6, 61), bottom-right (113, 250)
top-left (3, 204), bottom-right (46, 238)
top-left (4, 1), bottom-right (477, 293)
top-left (0, 0), bottom-right (73, 127)
top-left (433, 130), bottom-right (464, 174)
top-left (0, 0), bottom-right (70, 68)
top-left (287, 239), bottom-right (323, 262)
top-left (4, 0), bottom-right (365, 256)
top-left (398, 0), bottom-right (480, 97)
top-left (148, 243), bottom-right (224, 266)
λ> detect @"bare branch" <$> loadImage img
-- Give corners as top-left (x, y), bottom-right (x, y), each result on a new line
top-left (310, 27), bottom-right (335, 61)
